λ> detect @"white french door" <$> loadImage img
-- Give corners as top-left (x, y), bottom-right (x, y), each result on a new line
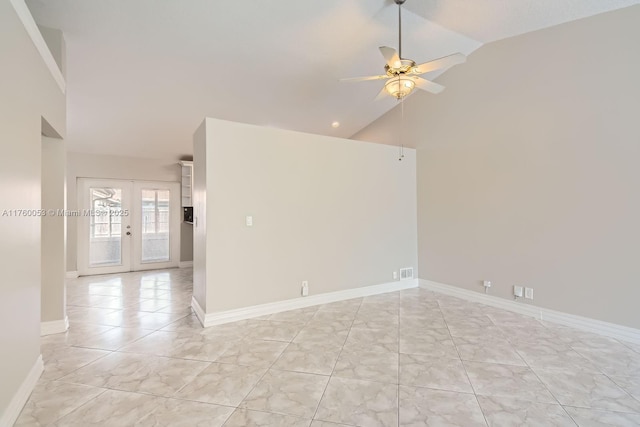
top-left (77, 179), bottom-right (180, 276)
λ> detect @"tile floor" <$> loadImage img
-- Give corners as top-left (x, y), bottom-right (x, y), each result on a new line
top-left (15, 268), bottom-right (640, 426)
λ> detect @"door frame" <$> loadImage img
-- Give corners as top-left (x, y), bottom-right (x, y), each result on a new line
top-left (77, 178), bottom-right (180, 276)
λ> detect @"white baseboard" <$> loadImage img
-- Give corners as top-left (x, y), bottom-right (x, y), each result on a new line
top-left (0, 354), bottom-right (43, 427)
top-left (178, 261), bottom-right (193, 269)
top-left (191, 296), bottom-right (206, 327)
top-left (65, 271), bottom-right (79, 279)
top-left (420, 279), bottom-right (640, 345)
top-left (41, 316), bottom-right (69, 336)
top-left (193, 279), bottom-right (419, 328)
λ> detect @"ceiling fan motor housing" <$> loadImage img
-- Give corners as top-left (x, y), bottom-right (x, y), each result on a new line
top-left (385, 59), bottom-right (416, 76)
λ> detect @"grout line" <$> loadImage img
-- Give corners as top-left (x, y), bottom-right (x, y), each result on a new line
top-left (49, 387), bottom-right (109, 424)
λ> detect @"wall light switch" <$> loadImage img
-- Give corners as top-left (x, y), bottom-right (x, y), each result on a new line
top-left (246, 216), bottom-right (253, 227)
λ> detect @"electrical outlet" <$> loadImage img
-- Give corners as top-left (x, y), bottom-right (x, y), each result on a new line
top-left (482, 280), bottom-right (491, 294)
top-left (301, 281), bottom-right (308, 297)
top-left (393, 271), bottom-right (398, 280)
top-left (514, 285), bottom-right (524, 298)
top-left (525, 287), bottom-right (534, 300)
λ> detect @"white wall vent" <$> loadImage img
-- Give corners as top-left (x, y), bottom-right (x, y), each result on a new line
top-left (399, 267), bottom-right (414, 280)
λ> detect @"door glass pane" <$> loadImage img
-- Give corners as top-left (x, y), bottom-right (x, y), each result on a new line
top-left (89, 188), bottom-right (123, 267)
top-left (141, 189), bottom-right (170, 263)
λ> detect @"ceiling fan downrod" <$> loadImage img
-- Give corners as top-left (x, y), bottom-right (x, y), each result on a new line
top-left (395, 0), bottom-right (405, 59)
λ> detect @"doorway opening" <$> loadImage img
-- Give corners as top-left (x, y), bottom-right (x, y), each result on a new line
top-left (77, 178), bottom-right (180, 276)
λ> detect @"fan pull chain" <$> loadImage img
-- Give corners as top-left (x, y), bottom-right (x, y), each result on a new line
top-left (399, 96), bottom-right (405, 161)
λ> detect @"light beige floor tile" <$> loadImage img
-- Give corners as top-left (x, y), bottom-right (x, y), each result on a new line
top-left (399, 329), bottom-right (458, 358)
top-left (476, 395), bottom-right (575, 426)
top-left (14, 381), bottom-right (105, 426)
top-left (333, 348), bottom-right (398, 384)
top-left (59, 352), bottom-right (209, 397)
top-left (294, 324), bottom-right (350, 347)
top-left (198, 320), bottom-right (255, 340)
top-left (120, 329), bottom-right (234, 361)
top-left (136, 298), bottom-right (171, 312)
top-left (240, 369), bottom-right (329, 418)
top-left (316, 299), bottom-right (362, 313)
top-left (272, 341), bottom-right (342, 375)
top-left (243, 320), bottom-right (305, 342)
top-left (351, 314), bottom-right (399, 331)
top-left (53, 389), bottom-right (160, 426)
top-left (464, 361), bottom-right (557, 403)
top-left (66, 306), bottom-right (119, 325)
top-left (223, 408), bottom-right (311, 427)
top-left (513, 339), bottom-right (600, 372)
top-left (609, 375), bottom-right (640, 401)
top-left (215, 338), bottom-right (288, 367)
top-left (315, 377), bottom-right (398, 427)
top-left (498, 325), bottom-right (561, 345)
top-left (176, 362), bottom-right (266, 406)
top-left (454, 335), bottom-right (527, 366)
top-left (135, 398), bottom-right (234, 426)
top-left (343, 327), bottom-right (398, 353)
top-left (571, 345), bottom-right (640, 377)
top-left (40, 324), bottom-right (115, 350)
top-left (399, 386), bottom-right (486, 427)
top-left (41, 346), bottom-right (110, 381)
top-left (399, 353), bottom-right (472, 393)
top-left (159, 314), bottom-right (206, 331)
top-left (535, 369), bottom-right (640, 413)
top-left (564, 406), bottom-right (640, 426)
top-left (310, 421), bottom-right (353, 427)
top-left (73, 327), bottom-right (155, 351)
top-left (268, 307), bottom-right (318, 323)
top-left (399, 315), bottom-right (447, 331)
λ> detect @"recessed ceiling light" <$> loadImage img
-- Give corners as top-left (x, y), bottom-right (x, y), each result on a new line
top-left (331, 121), bottom-right (340, 128)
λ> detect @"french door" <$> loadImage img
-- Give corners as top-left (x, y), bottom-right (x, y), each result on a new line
top-left (77, 179), bottom-right (180, 276)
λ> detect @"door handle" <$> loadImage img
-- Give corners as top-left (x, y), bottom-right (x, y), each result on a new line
top-left (126, 231), bottom-right (131, 236)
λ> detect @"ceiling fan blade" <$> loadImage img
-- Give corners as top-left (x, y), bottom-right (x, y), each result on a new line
top-left (379, 46), bottom-right (401, 68)
top-left (340, 74), bottom-right (390, 83)
top-left (413, 53), bottom-right (466, 75)
top-left (414, 77), bottom-right (445, 94)
top-left (374, 86), bottom-right (389, 101)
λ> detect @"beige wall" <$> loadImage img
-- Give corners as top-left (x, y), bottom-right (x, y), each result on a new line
top-left (41, 136), bottom-right (66, 324)
top-left (66, 152), bottom-right (193, 272)
top-left (192, 122), bottom-right (208, 311)
top-left (354, 6), bottom-right (640, 328)
top-left (195, 118), bottom-right (418, 313)
top-left (0, 0), bottom-right (65, 420)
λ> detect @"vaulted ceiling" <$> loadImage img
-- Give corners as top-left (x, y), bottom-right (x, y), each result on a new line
top-left (26, 0), bottom-right (639, 160)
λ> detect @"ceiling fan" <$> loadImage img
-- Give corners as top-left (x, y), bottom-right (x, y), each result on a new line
top-left (341, 0), bottom-right (466, 100)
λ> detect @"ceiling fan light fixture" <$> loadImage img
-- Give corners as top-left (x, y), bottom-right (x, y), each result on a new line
top-left (384, 76), bottom-right (415, 99)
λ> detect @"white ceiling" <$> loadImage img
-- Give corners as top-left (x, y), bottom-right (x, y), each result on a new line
top-left (26, 0), bottom-right (638, 160)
